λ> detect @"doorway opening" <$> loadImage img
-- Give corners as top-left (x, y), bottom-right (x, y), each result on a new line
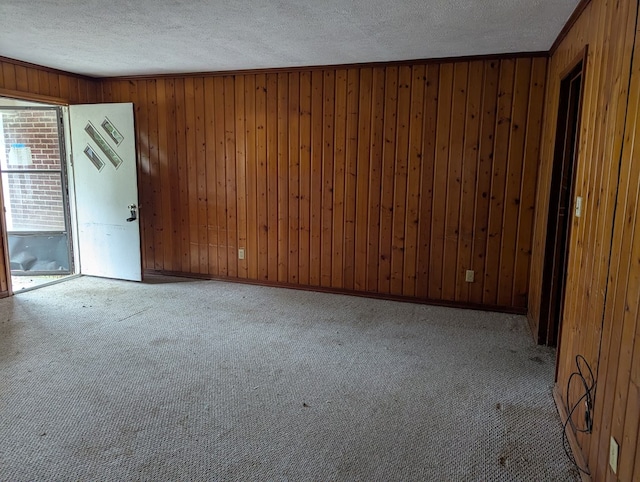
top-left (540, 53), bottom-right (586, 351)
top-left (0, 100), bottom-right (75, 292)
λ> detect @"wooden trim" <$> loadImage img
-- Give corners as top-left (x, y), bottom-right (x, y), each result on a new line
top-left (102, 51), bottom-right (549, 81)
top-left (557, 46), bottom-right (589, 84)
top-left (0, 88), bottom-right (68, 105)
top-left (145, 269), bottom-right (529, 315)
top-left (0, 174), bottom-right (10, 296)
top-left (0, 291), bottom-right (9, 299)
top-left (0, 56), bottom-right (97, 81)
top-left (553, 384), bottom-right (592, 482)
top-left (550, 0), bottom-right (592, 55)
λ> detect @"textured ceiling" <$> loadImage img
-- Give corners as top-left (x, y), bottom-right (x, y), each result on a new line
top-left (0, 0), bottom-right (580, 78)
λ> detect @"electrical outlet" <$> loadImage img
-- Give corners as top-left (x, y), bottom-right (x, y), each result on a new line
top-left (238, 248), bottom-right (245, 260)
top-left (465, 270), bottom-right (475, 282)
top-left (609, 436), bottom-right (619, 474)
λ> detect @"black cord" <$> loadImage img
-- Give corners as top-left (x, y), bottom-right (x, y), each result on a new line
top-left (561, 354), bottom-right (596, 475)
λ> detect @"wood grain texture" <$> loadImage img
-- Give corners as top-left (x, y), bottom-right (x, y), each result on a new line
top-left (0, 58), bottom-right (99, 104)
top-left (98, 56), bottom-right (546, 310)
top-left (528, 0), bottom-right (640, 478)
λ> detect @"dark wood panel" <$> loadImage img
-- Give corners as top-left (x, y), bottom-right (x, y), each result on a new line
top-left (529, 0), bottom-right (640, 478)
top-left (0, 58), bottom-right (100, 104)
top-left (98, 55), bottom-right (546, 312)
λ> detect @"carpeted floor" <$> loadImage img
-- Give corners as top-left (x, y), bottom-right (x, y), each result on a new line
top-left (0, 275), bottom-right (579, 481)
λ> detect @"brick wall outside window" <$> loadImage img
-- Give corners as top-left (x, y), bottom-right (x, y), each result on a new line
top-left (1, 110), bottom-right (66, 231)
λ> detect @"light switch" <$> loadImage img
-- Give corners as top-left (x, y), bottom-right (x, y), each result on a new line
top-left (575, 196), bottom-right (583, 218)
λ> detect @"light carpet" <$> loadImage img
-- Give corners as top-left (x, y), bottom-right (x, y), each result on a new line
top-left (0, 275), bottom-right (579, 481)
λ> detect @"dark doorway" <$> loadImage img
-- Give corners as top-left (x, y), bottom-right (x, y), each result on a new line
top-left (540, 54), bottom-right (585, 350)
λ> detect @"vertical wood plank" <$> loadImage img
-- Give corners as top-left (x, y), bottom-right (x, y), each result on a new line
top-left (483, 59), bottom-right (515, 305)
top-left (309, 70), bottom-right (323, 286)
top-left (224, 76), bottom-right (238, 278)
top-left (277, 73), bottom-right (289, 283)
top-left (343, 68), bottom-right (360, 290)
top-left (321, 70), bottom-right (335, 287)
top-left (367, 67), bottom-right (386, 292)
top-left (416, 64), bottom-right (440, 298)
top-left (205, 77), bottom-right (219, 276)
top-left (332, 69), bottom-right (348, 288)
top-left (378, 66), bottom-right (398, 294)
top-left (429, 63), bottom-right (454, 299)
top-left (355, 68), bottom-right (373, 291)
top-left (298, 72), bottom-right (312, 285)
top-left (255, 74), bottom-right (269, 280)
top-left (403, 64), bottom-right (426, 297)
top-left (456, 61), bottom-right (483, 302)
top-left (244, 75), bottom-right (258, 279)
top-left (214, 76), bottom-right (229, 277)
top-left (288, 72), bottom-right (300, 284)
top-left (235, 75), bottom-right (248, 279)
top-left (266, 74), bottom-right (279, 281)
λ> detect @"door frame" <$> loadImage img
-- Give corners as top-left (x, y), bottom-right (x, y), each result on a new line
top-left (540, 47), bottom-right (588, 352)
top-left (0, 98), bottom-right (80, 293)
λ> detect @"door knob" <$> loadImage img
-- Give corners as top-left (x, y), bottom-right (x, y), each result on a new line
top-left (126, 204), bottom-right (138, 222)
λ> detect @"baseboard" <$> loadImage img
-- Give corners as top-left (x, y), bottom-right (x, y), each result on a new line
top-left (144, 269), bottom-right (528, 315)
top-left (553, 384), bottom-right (592, 482)
top-left (0, 290), bottom-right (9, 299)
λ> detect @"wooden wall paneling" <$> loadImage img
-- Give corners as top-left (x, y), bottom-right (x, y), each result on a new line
top-left (224, 76), bottom-right (238, 278)
top-left (600, 60), bottom-right (640, 480)
top-left (287, 72), bottom-right (300, 285)
top-left (0, 58), bottom-right (99, 104)
top-left (266, 74), bottom-right (279, 281)
top-left (331, 69), bottom-right (347, 289)
top-left (590, 4), bottom-right (640, 476)
top-left (355, 67), bottom-right (373, 291)
top-left (194, 78), bottom-right (208, 274)
top-left (48, 72), bottom-right (60, 98)
top-left (527, 0), bottom-right (640, 477)
top-left (390, 65), bottom-right (411, 295)
top-left (184, 77), bottom-right (199, 273)
top-left (298, 72), bottom-right (311, 285)
top-left (204, 77), bottom-right (218, 276)
top-left (513, 57), bottom-right (546, 308)
top-left (235, 75), bottom-right (248, 279)
top-left (156, 79), bottom-right (172, 272)
top-left (343, 68), bottom-right (360, 291)
top-left (244, 75), bottom-right (258, 279)
top-left (174, 77), bottom-right (189, 273)
top-left (442, 62), bottom-right (468, 300)
top-left (255, 74), bottom-right (269, 280)
top-left (134, 81), bottom-right (151, 270)
top-left (497, 58), bottom-right (532, 307)
top-left (320, 70), bottom-right (335, 287)
top-left (26, 69), bottom-right (39, 93)
top-left (366, 67), bottom-right (386, 293)
top-left (214, 76), bottom-right (229, 277)
top-left (457, 61), bottom-right (483, 303)
top-left (416, 64), bottom-right (439, 299)
top-left (583, 0), bottom-right (637, 469)
top-left (309, 70), bottom-right (323, 286)
top-left (38, 70), bottom-right (50, 97)
top-left (278, 72), bottom-right (290, 283)
top-left (14, 66), bottom-right (28, 92)
top-left (429, 63), bottom-right (453, 300)
top-left (402, 64), bottom-right (425, 297)
top-left (165, 78), bottom-right (180, 273)
top-left (2, 63), bottom-right (17, 90)
top-left (483, 59), bottom-right (515, 305)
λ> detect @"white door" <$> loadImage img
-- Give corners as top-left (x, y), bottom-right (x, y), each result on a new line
top-left (68, 103), bottom-right (141, 281)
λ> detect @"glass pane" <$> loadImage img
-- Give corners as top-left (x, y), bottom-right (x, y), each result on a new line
top-left (1, 172), bottom-right (66, 231)
top-left (0, 109), bottom-right (62, 170)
